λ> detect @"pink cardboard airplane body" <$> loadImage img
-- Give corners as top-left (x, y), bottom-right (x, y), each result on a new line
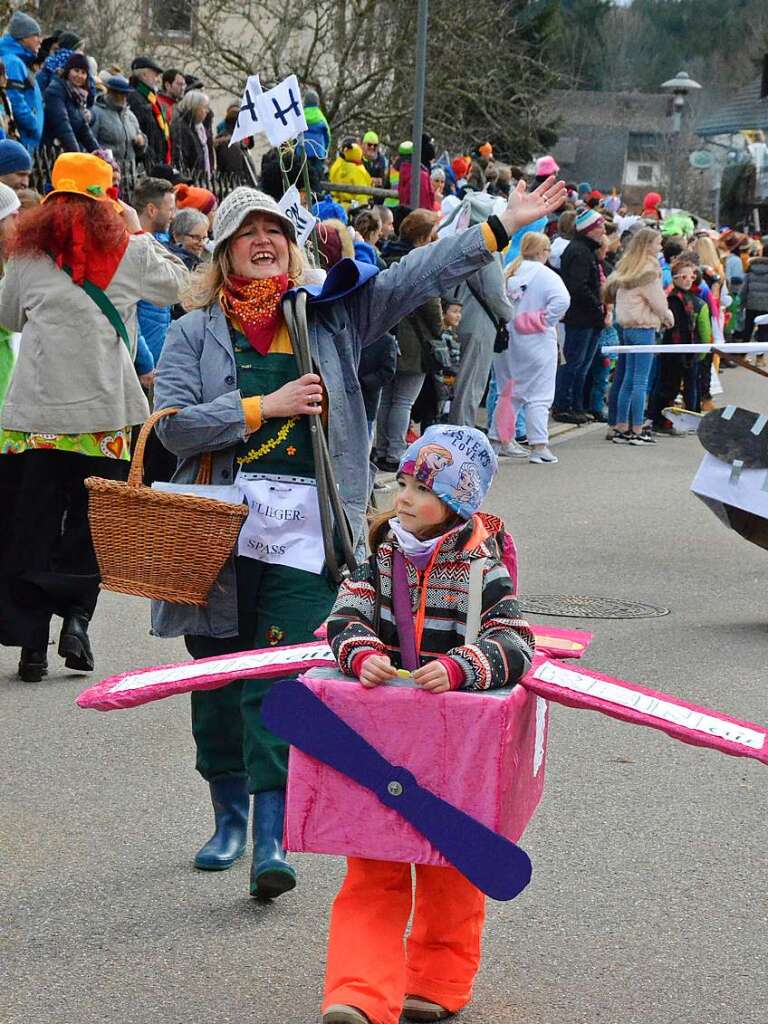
top-left (284, 667), bottom-right (549, 867)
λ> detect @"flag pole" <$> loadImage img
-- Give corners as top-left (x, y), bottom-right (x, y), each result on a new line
top-left (409, 0), bottom-right (429, 210)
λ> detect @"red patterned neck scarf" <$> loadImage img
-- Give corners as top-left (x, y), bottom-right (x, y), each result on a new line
top-left (220, 274), bottom-right (290, 355)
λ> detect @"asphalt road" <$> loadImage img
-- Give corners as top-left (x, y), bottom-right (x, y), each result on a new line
top-left (2, 367), bottom-right (767, 1024)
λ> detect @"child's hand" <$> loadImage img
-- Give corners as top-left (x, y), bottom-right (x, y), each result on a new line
top-left (359, 654), bottom-right (397, 688)
top-left (412, 661), bottom-right (451, 693)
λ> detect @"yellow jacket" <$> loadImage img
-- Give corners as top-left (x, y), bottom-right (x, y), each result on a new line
top-left (328, 155), bottom-right (372, 208)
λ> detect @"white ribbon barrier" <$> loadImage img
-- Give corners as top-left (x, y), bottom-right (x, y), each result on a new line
top-left (601, 343), bottom-right (768, 354)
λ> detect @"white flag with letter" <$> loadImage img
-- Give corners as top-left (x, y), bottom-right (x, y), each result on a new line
top-left (229, 74), bottom-right (263, 147)
top-left (258, 74), bottom-right (307, 147)
top-left (278, 185), bottom-right (317, 248)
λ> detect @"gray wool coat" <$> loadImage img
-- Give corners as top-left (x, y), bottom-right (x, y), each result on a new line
top-left (91, 94), bottom-right (144, 168)
top-left (741, 258), bottom-right (768, 312)
top-left (0, 234), bottom-right (188, 434)
top-left (444, 254), bottom-right (514, 427)
top-left (151, 224), bottom-right (498, 639)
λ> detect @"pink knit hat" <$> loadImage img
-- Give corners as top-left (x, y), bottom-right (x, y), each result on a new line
top-left (535, 155), bottom-right (560, 177)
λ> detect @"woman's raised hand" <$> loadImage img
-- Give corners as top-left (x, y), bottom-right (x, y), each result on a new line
top-left (262, 373), bottom-right (324, 419)
top-left (499, 175), bottom-right (567, 237)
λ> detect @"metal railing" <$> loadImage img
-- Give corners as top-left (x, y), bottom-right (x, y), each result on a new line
top-left (29, 149), bottom-right (401, 208)
top-left (319, 179), bottom-right (398, 201)
top-left (30, 146), bottom-right (255, 205)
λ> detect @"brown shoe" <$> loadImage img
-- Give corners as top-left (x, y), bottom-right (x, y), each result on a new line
top-left (323, 1006), bottom-right (371, 1024)
top-left (402, 995), bottom-right (454, 1021)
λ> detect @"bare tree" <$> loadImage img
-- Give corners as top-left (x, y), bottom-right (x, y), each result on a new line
top-left (37, 0), bottom-right (137, 70)
top-left (655, 103), bottom-right (712, 217)
top-left (159, 0), bottom-right (557, 161)
top-left (161, 0), bottom-right (416, 136)
top-left (404, 0), bottom-right (560, 160)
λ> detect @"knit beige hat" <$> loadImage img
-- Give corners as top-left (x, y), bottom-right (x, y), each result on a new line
top-left (212, 187), bottom-right (297, 254)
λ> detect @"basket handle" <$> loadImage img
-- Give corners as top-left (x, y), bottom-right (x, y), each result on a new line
top-left (128, 407), bottom-right (213, 487)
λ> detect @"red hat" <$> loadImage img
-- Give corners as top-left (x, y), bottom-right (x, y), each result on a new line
top-left (451, 156), bottom-right (471, 179)
top-left (642, 191), bottom-right (662, 211)
top-left (174, 183), bottom-right (218, 216)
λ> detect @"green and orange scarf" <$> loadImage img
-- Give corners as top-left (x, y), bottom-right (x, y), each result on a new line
top-left (135, 81), bottom-right (171, 164)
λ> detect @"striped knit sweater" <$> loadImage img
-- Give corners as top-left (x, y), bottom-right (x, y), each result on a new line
top-left (326, 513), bottom-right (535, 691)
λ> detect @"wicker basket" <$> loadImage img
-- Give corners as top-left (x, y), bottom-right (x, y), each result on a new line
top-left (86, 408), bottom-right (247, 605)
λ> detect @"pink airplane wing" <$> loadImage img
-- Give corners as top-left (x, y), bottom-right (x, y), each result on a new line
top-left (523, 654), bottom-right (767, 766)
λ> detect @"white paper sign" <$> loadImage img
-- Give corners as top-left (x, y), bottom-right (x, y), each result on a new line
top-left (533, 697), bottom-right (547, 776)
top-left (237, 471), bottom-right (324, 574)
top-left (278, 185), bottom-right (317, 247)
top-left (231, 72), bottom-right (309, 149)
top-left (230, 74), bottom-right (263, 147)
top-left (691, 453), bottom-right (768, 520)
top-left (258, 75), bottom-right (307, 147)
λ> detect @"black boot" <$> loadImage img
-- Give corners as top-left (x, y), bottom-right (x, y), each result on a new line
top-left (58, 608), bottom-right (94, 672)
top-left (194, 776), bottom-right (250, 870)
top-left (18, 648), bottom-right (48, 683)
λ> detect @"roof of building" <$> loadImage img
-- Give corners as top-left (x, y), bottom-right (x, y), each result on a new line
top-left (551, 126), bottom-right (629, 190)
top-left (696, 78), bottom-right (768, 137)
top-left (543, 90), bottom-right (672, 190)
top-left (543, 90), bottom-right (672, 133)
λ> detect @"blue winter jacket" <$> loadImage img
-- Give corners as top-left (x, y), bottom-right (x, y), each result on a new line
top-left (43, 76), bottom-right (98, 152)
top-left (137, 299), bottom-right (172, 364)
top-left (353, 240), bottom-right (380, 267)
top-left (0, 35), bottom-right (43, 151)
top-left (134, 333), bottom-right (155, 376)
top-left (302, 106), bottom-right (330, 159)
top-left (137, 235), bottom-right (175, 362)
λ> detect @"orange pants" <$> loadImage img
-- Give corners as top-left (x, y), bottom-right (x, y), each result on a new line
top-left (323, 857), bottom-right (486, 1024)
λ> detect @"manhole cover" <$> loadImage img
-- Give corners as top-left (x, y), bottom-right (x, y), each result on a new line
top-left (517, 595), bottom-right (670, 619)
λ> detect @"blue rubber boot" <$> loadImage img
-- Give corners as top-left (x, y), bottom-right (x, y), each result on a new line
top-left (249, 789), bottom-right (297, 899)
top-left (194, 776), bottom-right (250, 871)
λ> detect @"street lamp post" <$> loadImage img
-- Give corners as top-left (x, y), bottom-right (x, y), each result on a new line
top-left (660, 71), bottom-right (702, 208)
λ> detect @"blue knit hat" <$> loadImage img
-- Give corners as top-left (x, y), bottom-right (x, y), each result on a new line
top-left (0, 139), bottom-right (32, 175)
top-left (398, 425), bottom-right (498, 520)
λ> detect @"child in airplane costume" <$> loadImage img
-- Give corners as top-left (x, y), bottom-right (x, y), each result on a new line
top-left (319, 425), bottom-right (533, 1024)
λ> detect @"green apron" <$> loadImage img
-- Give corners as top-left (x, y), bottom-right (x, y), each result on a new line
top-left (190, 330), bottom-right (337, 792)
